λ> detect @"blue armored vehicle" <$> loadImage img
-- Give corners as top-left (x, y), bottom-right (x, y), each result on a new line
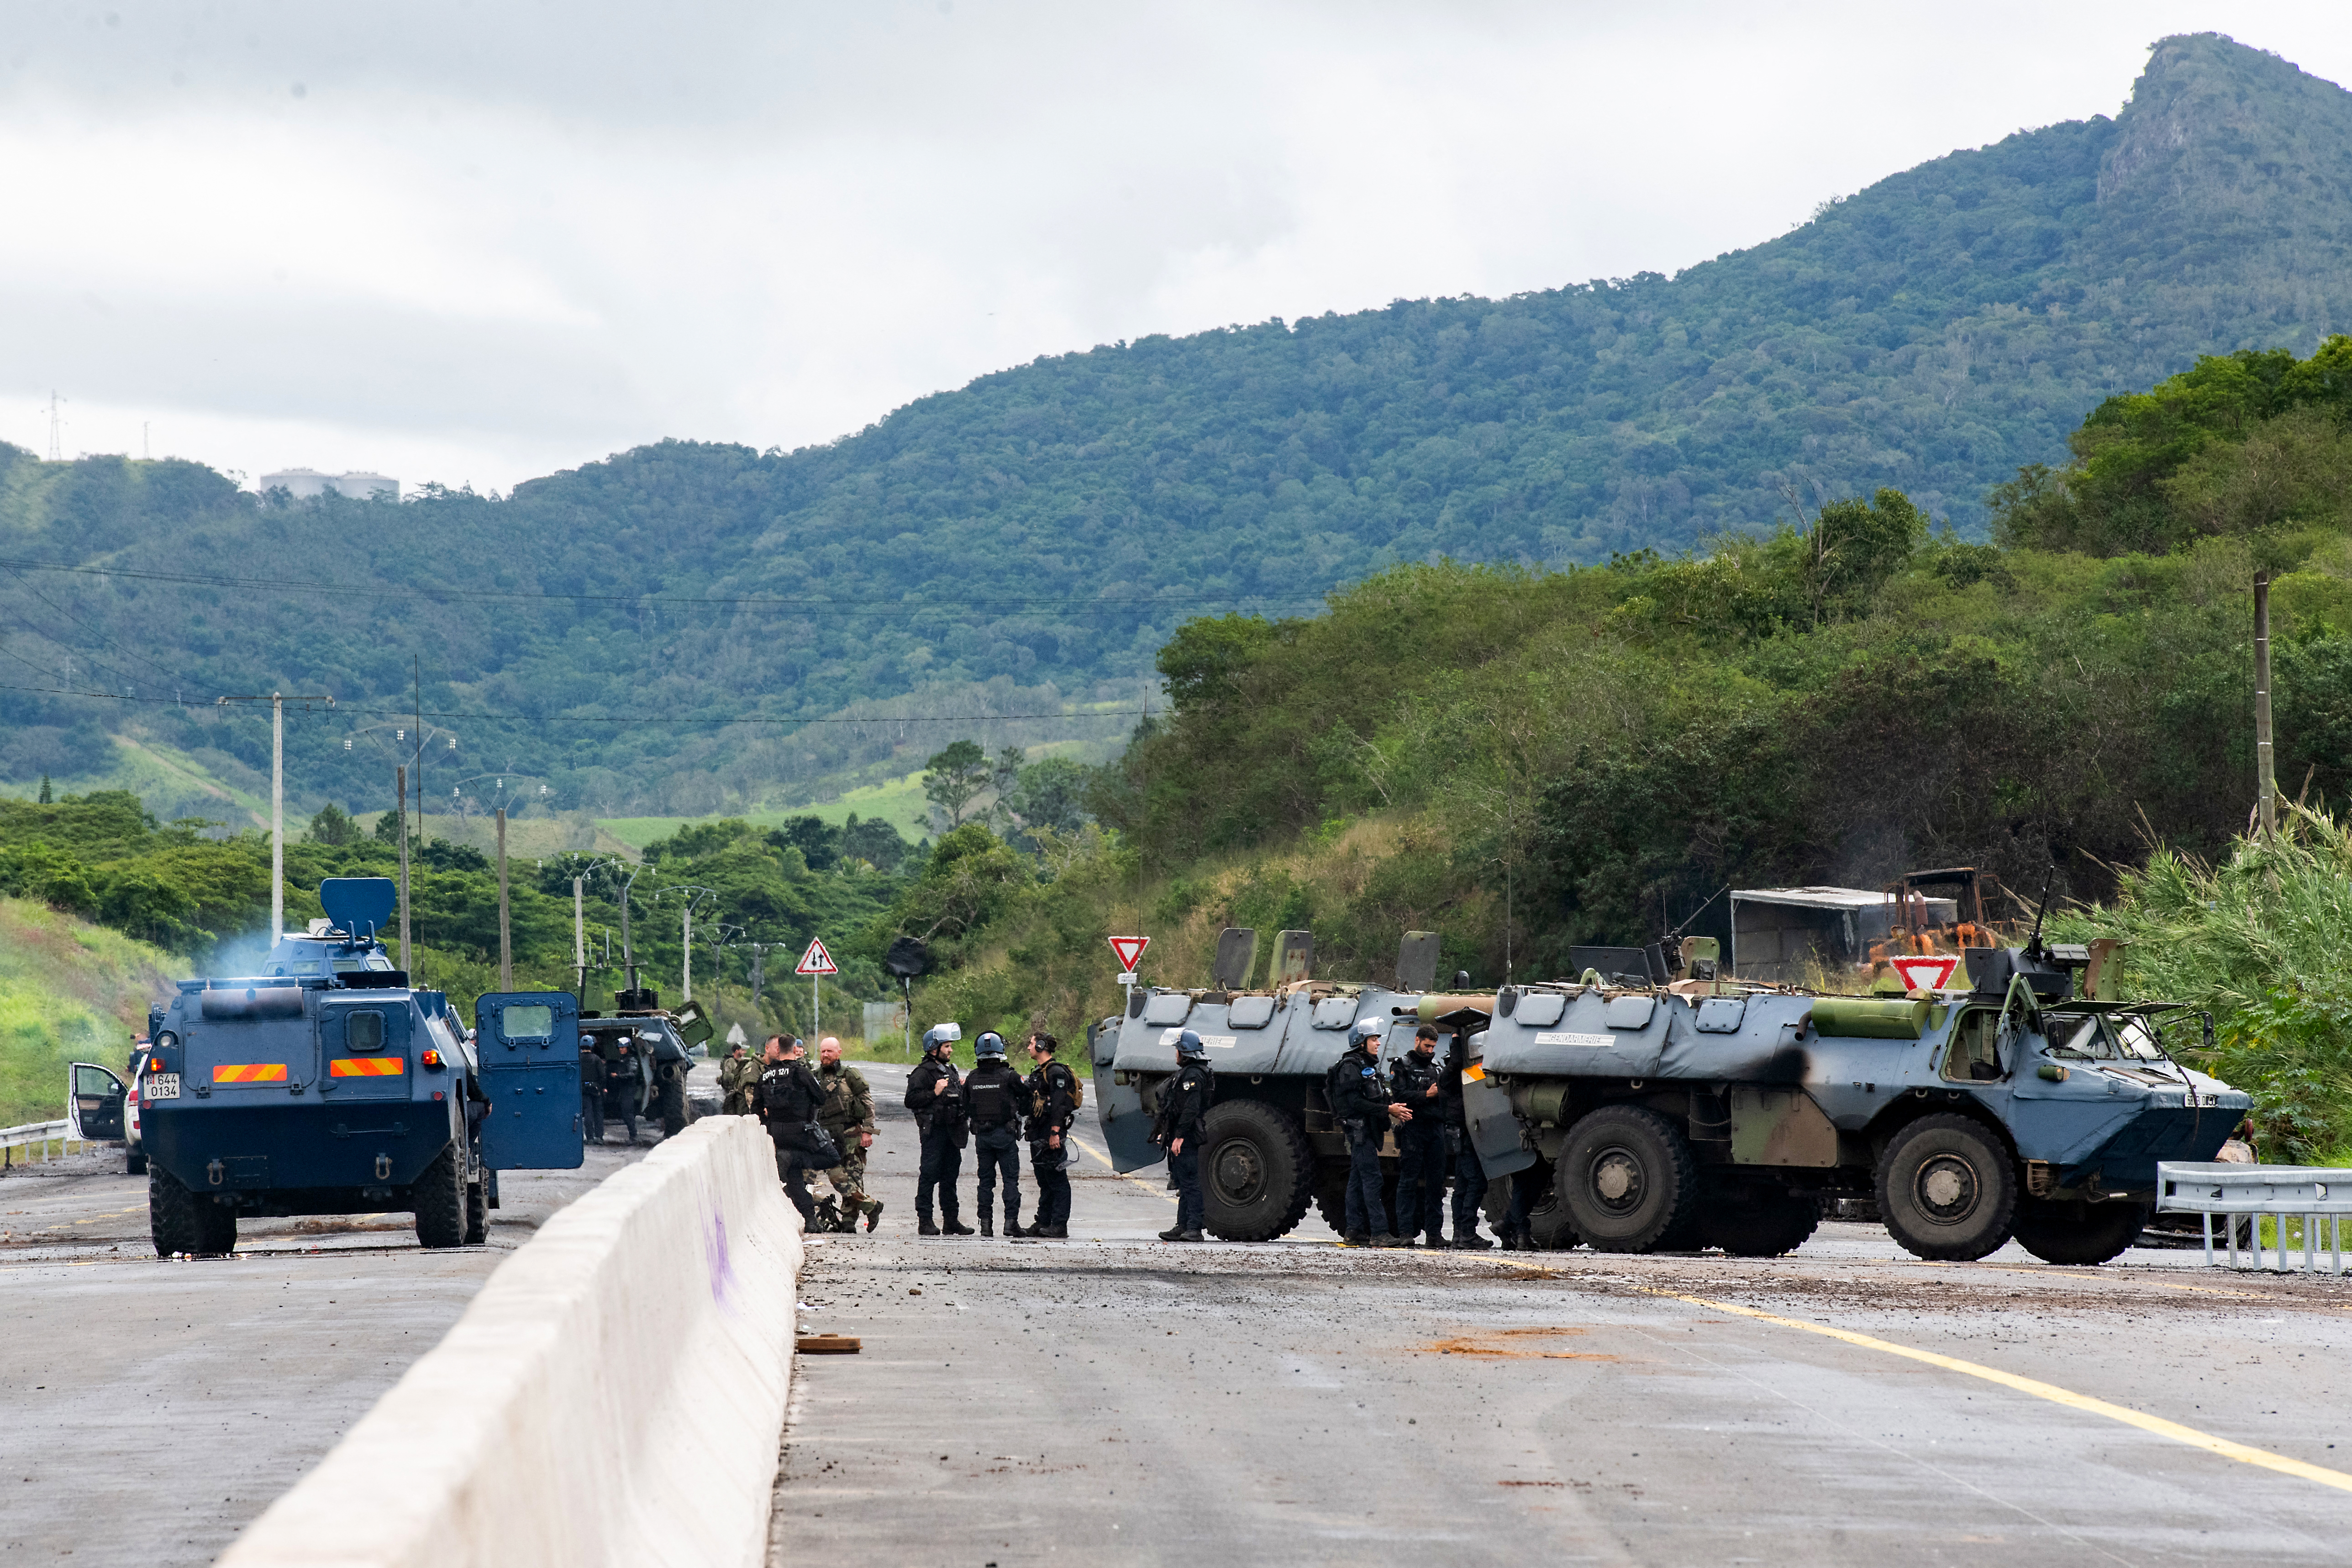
top-left (138, 878), bottom-right (587, 1257)
top-left (1456, 934), bottom-right (2252, 1263)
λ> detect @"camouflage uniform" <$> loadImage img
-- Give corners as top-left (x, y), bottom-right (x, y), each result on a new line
top-left (718, 1050), bottom-right (761, 1116)
top-left (816, 1059), bottom-right (883, 1226)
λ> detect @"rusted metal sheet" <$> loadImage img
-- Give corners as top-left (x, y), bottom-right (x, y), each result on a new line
top-left (1728, 1087), bottom-right (1840, 1167)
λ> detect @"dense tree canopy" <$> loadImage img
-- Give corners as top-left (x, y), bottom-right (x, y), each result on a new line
top-left (6, 34), bottom-right (2349, 821)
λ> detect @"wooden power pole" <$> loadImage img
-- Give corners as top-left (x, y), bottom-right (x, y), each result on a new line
top-left (2256, 571), bottom-right (2278, 839)
top-left (395, 765), bottom-right (411, 968)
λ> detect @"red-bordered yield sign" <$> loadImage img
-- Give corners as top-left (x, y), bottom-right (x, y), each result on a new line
top-left (1890, 955), bottom-right (1960, 991)
top-left (1108, 935), bottom-right (1150, 973)
top-left (796, 937), bottom-right (839, 976)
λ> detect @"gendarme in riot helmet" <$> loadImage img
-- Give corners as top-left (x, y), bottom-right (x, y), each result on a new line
top-left (974, 1030), bottom-right (1007, 1059)
top-left (922, 1023), bottom-right (962, 1054)
top-left (1347, 1018), bottom-right (1384, 1049)
top-left (1174, 1027), bottom-right (1208, 1059)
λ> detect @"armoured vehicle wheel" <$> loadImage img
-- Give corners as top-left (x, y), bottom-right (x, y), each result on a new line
top-left (1525, 1193), bottom-right (1580, 1251)
top-left (1876, 1114), bottom-right (2017, 1261)
top-left (1556, 1105), bottom-right (1700, 1253)
top-left (1198, 1101), bottom-right (1315, 1242)
top-left (2010, 1196), bottom-right (2149, 1265)
top-left (1314, 1168), bottom-right (1350, 1236)
top-left (658, 1072), bottom-right (689, 1137)
top-left (464, 1179), bottom-right (489, 1245)
top-left (149, 1166), bottom-right (235, 1257)
top-left (414, 1142), bottom-right (468, 1249)
top-left (1698, 1184), bottom-right (1821, 1257)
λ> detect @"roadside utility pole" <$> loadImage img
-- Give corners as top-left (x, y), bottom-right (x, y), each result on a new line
top-left (395, 765), bottom-right (410, 968)
top-left (496, 806), bottom-right (511, 990)
top-left (2256, 570), bottom-right (2278, 839)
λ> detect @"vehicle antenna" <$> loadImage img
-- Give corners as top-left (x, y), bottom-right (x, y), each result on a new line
top-left (2024, 863), bottom-right (2056, 962)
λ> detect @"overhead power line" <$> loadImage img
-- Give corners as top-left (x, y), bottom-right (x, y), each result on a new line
top-left (0, 556), bottom-right (1328, 616)
top-left (0, 675), bottom-right (1151, 729)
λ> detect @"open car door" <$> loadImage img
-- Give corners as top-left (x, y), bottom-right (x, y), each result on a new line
top-left (67, 1063), bottom-right (126, 1142)
top-left (475, 992), bottom-right (583, 1170)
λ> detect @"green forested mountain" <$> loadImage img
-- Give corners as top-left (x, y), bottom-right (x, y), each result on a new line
top-left (6, 32), bottom-right (2348, 818)
top-left (870, 335), bottom-right (2352, 1156)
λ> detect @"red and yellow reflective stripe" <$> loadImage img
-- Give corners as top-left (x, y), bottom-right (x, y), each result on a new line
top-left (1462, 1063), bottom-right (1487, 1083)
top-left (211, 1063), bottom-right (289, 1084)
top-left (330, 1057), bottom-right (406, 1078)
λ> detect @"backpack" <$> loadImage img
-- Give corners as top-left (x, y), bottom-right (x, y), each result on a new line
top-left (968, 1073), bottom-right (1016, 1130)
top-left (1032, 1062), bottom-right (1085, 1115)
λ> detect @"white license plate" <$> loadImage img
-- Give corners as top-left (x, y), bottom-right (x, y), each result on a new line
top-left (147, 1073), bottom-right (181, 1100)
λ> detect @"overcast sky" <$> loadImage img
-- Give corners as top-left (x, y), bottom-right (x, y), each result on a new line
top-left (5, 1), bottom-right (2349, 495)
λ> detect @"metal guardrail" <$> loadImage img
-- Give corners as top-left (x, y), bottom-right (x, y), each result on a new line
top-left (1, 1119), bottom-right (77, 1169)
top-left (2157, 1161), bottom-right (2352, 1274)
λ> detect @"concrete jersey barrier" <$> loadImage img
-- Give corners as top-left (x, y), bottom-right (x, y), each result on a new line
top-left (221, 1116), bottom-right (802, 1568)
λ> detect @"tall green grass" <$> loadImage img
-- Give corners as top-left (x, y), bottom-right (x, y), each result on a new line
top-left (2052, 804), bottom-right (2352, 1163)
top-left (0, 898), bottom-right (178, 1126)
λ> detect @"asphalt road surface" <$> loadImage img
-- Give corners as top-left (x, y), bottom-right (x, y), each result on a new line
top-left (0, 1059), bottom-right (723, 1568)
top-left (774, 1063), bottom-right (2352, 1566)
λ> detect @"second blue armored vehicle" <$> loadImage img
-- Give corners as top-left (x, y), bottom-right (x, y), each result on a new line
top-left (138, 878), bottom-right (587, 1257)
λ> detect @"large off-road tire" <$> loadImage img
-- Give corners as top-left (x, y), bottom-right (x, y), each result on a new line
top-left (2011, 1196), bottom-right (2149, 1265)
top-left (413, 1141), bottom-right (468, 1249)
top-left (1199, 1101), bottom-right (1315, 1242)
top-left (149, 1166), bottom-right (235, 1257)
top-left (1876, 1113), bottom-right (2018, 1261)
top-left (464, 1178), bottom-right (489, 1245)
top-left (658, 1070), bottom-right (689, 1137)
top-left (1314, 1164), bottom-right (1351, 1237)
top-left (1526, 1191), bottom-right (1581, 1251)
top-left (1556, 1105), bottom-right (1700, 1253)
top-left (1698, 1182), bottom-right (1822, 1258)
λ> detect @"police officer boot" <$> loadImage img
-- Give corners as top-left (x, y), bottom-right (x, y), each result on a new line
top-left (1175, 1228), bottom-right (1204, 1242)
top-left (1424, 1228), bottom-right (1446, 1249)
top-left (919, 1215), bottom-right (940, 1237)
top-left (1004, 1216), bottom-right (1027, 1238)
top-left (1455, 1227), bottom-right (1495, 1250)
top-left (863, 1198), bottom-right (885, 1233)
top-left (1344, 1231), bottom-right (1371, 1247)
top-left (1040, 1222), bottom-right (1067, 1239)
top-left (943, 1215), bottom-right (975, 1236)
top-left (1158, 1224), bottom-right (1187, 1241)
top-left (1371, 1232), bottom-right (1403, 1247)
top-left (979, 1214), bottom-right (994, 1238)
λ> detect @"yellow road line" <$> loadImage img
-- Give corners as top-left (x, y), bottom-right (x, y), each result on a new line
top-left (1646, 1285), bottom-right (2352, 1495)
top-left (1066, 1135), bottom-right (1178, 1205)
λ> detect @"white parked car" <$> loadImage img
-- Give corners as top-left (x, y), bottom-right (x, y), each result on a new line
top-left (66, 1040), bottom-right (159, 1174)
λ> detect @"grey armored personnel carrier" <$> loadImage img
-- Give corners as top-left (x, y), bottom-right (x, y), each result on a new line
top-left (1089, 929), bottom-right (1479, 1240)
top-left (1459, 936), bottom-right (2253, 1263)
top-left (1089, 921), bottom-right (2251, 1264)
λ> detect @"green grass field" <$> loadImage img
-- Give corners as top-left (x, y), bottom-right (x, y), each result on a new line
top-left (599, 769), bottom-right (934, 851)
top-left (0, 897), bottom-right (178, 1126)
